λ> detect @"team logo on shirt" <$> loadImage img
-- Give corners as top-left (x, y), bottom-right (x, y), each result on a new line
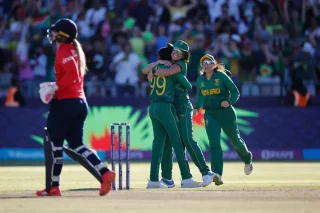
top-left (200, 82), bottom-right (205, 88)
top-left (215, 79), bottom-right (219, 86)
top-left (62, 56), bottom-right (73, 64)
top-left (202, 88), bottom-right (220, 96)
top-left (62, 50), bottom-right (78, 64)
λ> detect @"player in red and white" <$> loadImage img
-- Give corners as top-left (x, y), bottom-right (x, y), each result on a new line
top-left (36, 18), bottom-right (115, 196)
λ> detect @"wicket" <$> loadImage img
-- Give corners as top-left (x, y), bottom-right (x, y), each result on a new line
top-left (111, 122), bottom-right (130, 190)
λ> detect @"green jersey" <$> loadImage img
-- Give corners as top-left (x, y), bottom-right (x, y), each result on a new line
top-left (171, 60), bottom-right (193, 112)
top-left (150, 64), bottom-right (191, 103)
top-left (195, 70), bottom-right (240, 110)
top-left (173, 60), bottom-right (188, 101)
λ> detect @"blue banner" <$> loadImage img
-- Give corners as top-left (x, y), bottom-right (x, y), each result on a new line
top-left (0, 98), bottom-right (319, 161)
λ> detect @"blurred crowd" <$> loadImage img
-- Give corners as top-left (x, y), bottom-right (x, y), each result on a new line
top-left (0, 0), bottom-right (320, 99)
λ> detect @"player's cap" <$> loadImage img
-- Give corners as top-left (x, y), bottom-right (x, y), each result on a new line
top-left (200, 54), bottom-right (216, 64)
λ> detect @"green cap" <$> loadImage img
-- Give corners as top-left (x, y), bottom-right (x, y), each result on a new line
top-left (200, 54), bottom-right (216, 63)
top-left (173, 40), bottom-right (190, 63)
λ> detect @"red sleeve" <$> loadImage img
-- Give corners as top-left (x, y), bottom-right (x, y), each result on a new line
top-left (55, 47), bottom-right (80, 89)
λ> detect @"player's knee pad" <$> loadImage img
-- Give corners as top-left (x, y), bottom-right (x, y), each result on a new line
top-left (63, 144), bottom-right (105, 183)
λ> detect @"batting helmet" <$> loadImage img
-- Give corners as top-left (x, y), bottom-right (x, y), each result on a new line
top-left (47, 18), bottom-right (78, 43)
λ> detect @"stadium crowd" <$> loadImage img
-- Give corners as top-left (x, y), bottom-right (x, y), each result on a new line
top-left (0, 0), bottom-right (319, 99)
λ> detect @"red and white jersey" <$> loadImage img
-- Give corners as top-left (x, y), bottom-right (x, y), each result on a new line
top-left (54, 43), bottom-right (86, 100)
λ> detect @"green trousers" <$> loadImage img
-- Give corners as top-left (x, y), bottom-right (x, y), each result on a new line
top-left (149, 102), bottom-right (192, 181)
top-left (161, 106), bottom-right (210, 180)
top-left (204, 106), bottom-right (252, 176)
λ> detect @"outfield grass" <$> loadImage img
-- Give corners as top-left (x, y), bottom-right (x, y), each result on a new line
top-left (0, 162), bottom-right (319, 213)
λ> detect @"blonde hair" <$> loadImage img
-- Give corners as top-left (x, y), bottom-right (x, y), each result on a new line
top-left (199, 61), bottom-right (228, 75)
top-left (73, 39), bottom-right (87, 75)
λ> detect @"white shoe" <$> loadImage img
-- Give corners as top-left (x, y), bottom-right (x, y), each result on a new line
top-left (202, 171), bottom-right (215, 187)
top-left (146, 180), bottom-right (168, 189)
top-left (181, 178), bottom-right (202, 188)
top-left (213, 174), bottom-right (223, 186)
top-left (244, 163), bottom-right (253, 175)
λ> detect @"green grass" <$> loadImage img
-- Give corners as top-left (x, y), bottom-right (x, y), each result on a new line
top-left (0, 162), bottom-right (320, 213)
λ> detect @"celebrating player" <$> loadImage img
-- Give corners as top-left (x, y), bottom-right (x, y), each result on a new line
top-left (143, 46), bottom-right (202, 188)
top-left (145, 40), bottom-right (215, 188)
top-left (36, 18), bottom-right (115, 196)
top-left (194, 54), bottom-right (253, 185)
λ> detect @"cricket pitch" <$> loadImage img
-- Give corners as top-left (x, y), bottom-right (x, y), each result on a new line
top-left (0, 162), bottom-right (319, 213)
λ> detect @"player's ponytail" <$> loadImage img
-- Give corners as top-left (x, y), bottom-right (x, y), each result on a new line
top-left (73, 39), bottom-right (87, 76)
top-left (216, 63), bottom-right (232, 76)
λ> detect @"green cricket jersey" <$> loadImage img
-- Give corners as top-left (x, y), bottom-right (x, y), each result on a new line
top-left (172, 60), bottom-right (193, 112)
top-left (173, 60), bottom-right (188, 101)
top-left (195, 70), bottom-right (240, 110)
top-left (150, 64), bottom-right (192, 103)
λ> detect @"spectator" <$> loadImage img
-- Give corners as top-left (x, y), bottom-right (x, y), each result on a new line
top-left (287, 80), bottom-right (311, 107)
top-left (30, 46), bottom-right (47, 95)
top-left (238, 39), bottom-right (256, 83)
top-left (187, 33), bottom-right (205, 82)
top-left (5, 77), bottom-right (26, 107)
top-left (85, 0), bottom-right (106, 35)
top-left (109, 42), bottom-right (141, 97)
top-left (129, 26), bottom-right (145, 57)
top-left (164, 0), bottom-right (197, 22)
top-left (0, 0), bottom-right (319, 98)
top-left (17, 54), bottom-right (33, 97)
top-left (76, 11), bottom-right (94, 39)
top-left (214, 3), bottom-right (237, 35)
top-left (155, 24), bottom-right (169, 52)
top-left (129, 0), bottom-right (155, 31)
top-left (0, 18), bottom-right (10, 48)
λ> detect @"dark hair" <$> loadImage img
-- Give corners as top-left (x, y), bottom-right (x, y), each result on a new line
top-left (158, 47), bottom-right (172, 61)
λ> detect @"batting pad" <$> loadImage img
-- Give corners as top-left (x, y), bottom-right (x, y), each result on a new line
top-left (63, 145), bottom-right (105, 183)
top-left (44, 128), bottom-right (63, 192)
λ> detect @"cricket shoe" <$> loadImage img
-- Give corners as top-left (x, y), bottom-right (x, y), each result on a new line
top-left (181, 178), bottom-right (202, 188)
top-left (160, 178), bottom-right (175, 188)
top-left (146, 180), bottom-right (168, 189)
top-left (244, 163), bottom-right (253, 175)
top-left (36, 186), bottom-right (62, 196)
top-left (100, 171), bottom-right (116, 196)
top-left (213, 174), bottom-right (223, 186)
top-left (202, 171), bottom-right (215, 187)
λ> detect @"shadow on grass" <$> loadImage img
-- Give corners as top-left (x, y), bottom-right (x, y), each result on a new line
top-left (67, 188), bottom-right (99, 191)
top-left (0, 161), bottom-right (78, 167)
top-left (0, 196), bottom-right (39, 199)
top-left (0, 190), bottom-right (101, 199)
top-left (0, 161), bottom-right (151, 167)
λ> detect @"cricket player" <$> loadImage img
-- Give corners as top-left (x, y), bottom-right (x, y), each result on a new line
top-left (145, 40), bottom-right (214, 188)
top-left (193, 54), bottom-right (253, 185)
top-left (36, 18), bottom-right (115, 196)
top-left (143, 46), bottom-right (202, 188)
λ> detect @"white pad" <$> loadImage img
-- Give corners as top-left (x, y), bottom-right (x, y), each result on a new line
top-left (63, 145), bottom-right (105, 183)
